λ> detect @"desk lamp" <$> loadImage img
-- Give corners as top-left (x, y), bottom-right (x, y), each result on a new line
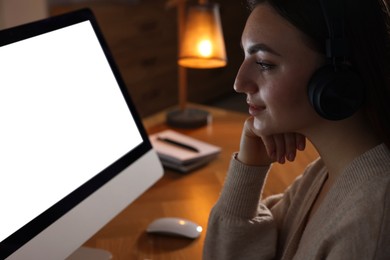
top-left (167, 0), bottom-right (227, 128)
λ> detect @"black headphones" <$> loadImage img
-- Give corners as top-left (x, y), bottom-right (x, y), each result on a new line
top-left (307, 0), bottom-right (365, 120)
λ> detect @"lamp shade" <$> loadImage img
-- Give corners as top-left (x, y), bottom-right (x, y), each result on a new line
top-left (178, 3), bottom-right (227, 69)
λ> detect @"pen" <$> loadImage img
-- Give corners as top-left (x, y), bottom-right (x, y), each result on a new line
top-left (157, 136), bottom-right (200, 153)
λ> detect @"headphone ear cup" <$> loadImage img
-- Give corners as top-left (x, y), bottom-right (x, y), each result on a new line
top-left (307, 64), bottom-right (365, 120)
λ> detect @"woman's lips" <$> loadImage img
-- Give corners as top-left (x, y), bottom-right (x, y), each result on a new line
top-left (248, 103), bottom-right (266, 116)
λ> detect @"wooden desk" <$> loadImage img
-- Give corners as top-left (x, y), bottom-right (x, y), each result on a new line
top-left (83, 106), bottom-right (319, 260)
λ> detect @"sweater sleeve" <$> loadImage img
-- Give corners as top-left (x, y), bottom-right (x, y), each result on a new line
top-left (203, 154), bottom-right (280, 260)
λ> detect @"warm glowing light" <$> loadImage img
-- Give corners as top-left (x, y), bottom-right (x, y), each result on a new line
top-left (197, 39), bottom-right (212, 57)
top-left (178, 3), bottom-right (227, 69)
top-left (179, 220), bottom-right (186, 225)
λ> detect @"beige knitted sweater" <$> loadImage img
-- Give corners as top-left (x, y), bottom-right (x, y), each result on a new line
top-left (203, 144), bottom-right (390, 259)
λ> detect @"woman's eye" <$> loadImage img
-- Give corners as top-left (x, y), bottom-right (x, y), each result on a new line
top-left (256, 61), bottom-right (275, 70)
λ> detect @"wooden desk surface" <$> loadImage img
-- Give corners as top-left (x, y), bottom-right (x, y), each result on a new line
top-left (83, 105), bottom-right (319, 260)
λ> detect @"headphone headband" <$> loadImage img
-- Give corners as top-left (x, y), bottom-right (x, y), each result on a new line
top-left (319, 0), bottom-right (349, 59)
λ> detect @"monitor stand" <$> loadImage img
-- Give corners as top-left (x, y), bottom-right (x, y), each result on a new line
top-left (66, 247), bottom-right (112, 260)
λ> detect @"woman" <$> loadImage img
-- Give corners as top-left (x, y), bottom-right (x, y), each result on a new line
top-left (203, 0), bottom-right (390, 259)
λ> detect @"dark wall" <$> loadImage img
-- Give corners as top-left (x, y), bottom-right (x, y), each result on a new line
top-left (50, 0), bottom-right (249, 117)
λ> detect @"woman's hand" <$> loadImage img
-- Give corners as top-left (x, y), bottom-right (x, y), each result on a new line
top-left (236, 117), bottom-right (306, 166)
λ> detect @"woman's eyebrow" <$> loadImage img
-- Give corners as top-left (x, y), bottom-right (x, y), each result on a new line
top-left (241, 42), bottom-right (281, 56)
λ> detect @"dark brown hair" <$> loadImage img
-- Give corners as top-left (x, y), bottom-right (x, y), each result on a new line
top-left (247, 0), bottom-right (390, 147)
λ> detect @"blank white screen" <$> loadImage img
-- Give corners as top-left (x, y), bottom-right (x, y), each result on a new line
top-left (0, 21), bottom-right (143, 241)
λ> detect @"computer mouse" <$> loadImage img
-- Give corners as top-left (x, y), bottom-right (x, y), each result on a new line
top-left (146, 217), bottom-right (203, 239)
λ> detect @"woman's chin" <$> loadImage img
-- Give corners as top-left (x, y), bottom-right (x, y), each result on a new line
top-left (252, 118), bottom-right (269, 136)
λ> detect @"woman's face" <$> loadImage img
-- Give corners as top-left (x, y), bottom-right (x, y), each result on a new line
top-left (235, 3), bottom-right (324, 136)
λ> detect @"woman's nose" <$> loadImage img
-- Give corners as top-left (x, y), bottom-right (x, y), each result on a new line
top-left (234, 61), bottom-right (258, 95)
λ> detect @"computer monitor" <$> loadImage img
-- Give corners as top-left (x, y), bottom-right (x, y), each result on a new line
top-left (0, 9), bottom-right (163, 259)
